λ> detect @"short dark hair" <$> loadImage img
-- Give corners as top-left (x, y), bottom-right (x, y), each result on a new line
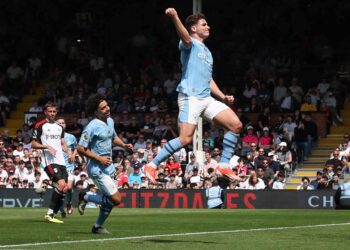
top-left (86, 93), bottom-right (106, 116)
top-left (44, 102), bottom-right (57, 111)
top-left (185, 13), bottom-right (206, 32)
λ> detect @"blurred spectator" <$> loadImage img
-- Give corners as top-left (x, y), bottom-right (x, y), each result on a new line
top-left (317, 175), bottom-right (332, 190)
top-left (165, 156), bottom-right (182, 177)
top-left (128, 164), bottom-right (142, 186)
top-left (203, 152), bottom-right (217, 177)
top-left (323, 90), bottom-right (342, 126)
top-left (14, 160), bottom-right (28, 182)
top-left (188, 167), bottom-right (202, 189)
top-left (293, 121), bottom-right (311, 161)
top-left (289, 77), bottom-right (304, 104)
top-left (0, 164), bottom-right (8, 184)
top-left (116, 165), bottom-right (128, 188)
top-left (241, 126), bottom-right (259, 156)
top-left (303, 114), bottom-right (318, 145)
top-left (139, 114), bottom-right (155, 140)
top-left (272, 172), bottom-right (286, 190)
top-left (156, 172), bottom-right (168, 185)
top-left (300, 95), bottom-right (317, 112)
top-left (140, 175), bottom-right (148, 188)
top-left (256, 108), bottom-right (270, 133)
top-left (7, 61), bottom-right (24, 95)
top-left (253, 148), bottom-right (266, 169)
top-left (326, 150), bottom-right (344, 169)
top-left (275, 142), bottom-right (293, 174)
top-left (238, 170), bottom-right (265, 190)
top-left (212, 148), bottom-right (221, 162)
top-left (13, 143), bottom-right (25, 159)
top-left (165, 174), bottom-right (178, 189)
top-left (297, 177), bottom-right (314, 190)
top-left (273, 77), bottom-right (287, 105)
top-left (280, 90), bottom-right (299, 112)
top-left (282, 115), bottom-right (297, 141)
top-left (134, 134), bottom-right (146, 151)
top-left (28, 99), bottom-right (43, 113)
top-left (317, 78), bottom-right (330, 97)
top-left (65, 115), bottom-right (83, 139)
top-left (0, 90), bottom-right (10, 126)
top-left (310, 171), bottom-right (323, 189)
top-left (203, 130), bottom-right (214, 150)
top-left (258, 127), bottom-right (272, 152)
top-left (184, 154), bottom-right (200, 181)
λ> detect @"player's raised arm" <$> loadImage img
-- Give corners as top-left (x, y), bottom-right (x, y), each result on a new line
top-left (165, 8), bottom-right (192, 48)
top-left (210, 79), bottom-right (234, 105)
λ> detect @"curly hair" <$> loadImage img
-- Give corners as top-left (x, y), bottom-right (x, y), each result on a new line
top-left (85, 93), bottom-right (106, 116)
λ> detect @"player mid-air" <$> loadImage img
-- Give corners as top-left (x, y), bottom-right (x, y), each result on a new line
top-left (144, 8), bottom-right (242, 182)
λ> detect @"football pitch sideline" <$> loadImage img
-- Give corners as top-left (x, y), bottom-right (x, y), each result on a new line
top-left (0, 208), bottom-right (349, 249)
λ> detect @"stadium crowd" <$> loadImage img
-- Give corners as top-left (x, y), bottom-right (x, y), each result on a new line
top-left (1, 0), bottom-right (350, 192)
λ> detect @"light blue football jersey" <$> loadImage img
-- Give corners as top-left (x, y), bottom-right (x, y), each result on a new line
top-left (79, 117), bottom-right (117, 176)
top-left (63, 132), bottom-right (77, 172)
top-left (176, 38), bottom-right (213, 98)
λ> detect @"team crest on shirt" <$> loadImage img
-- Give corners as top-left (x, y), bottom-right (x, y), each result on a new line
top-left (82, 132), bottom-right (89, 142)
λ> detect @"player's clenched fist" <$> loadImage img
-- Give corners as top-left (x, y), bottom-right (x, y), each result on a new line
top-left (165, 8), bottom-right (177, 17)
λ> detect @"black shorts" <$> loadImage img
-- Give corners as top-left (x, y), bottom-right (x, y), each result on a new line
top-left (44, 164), bottom-right (68, 183)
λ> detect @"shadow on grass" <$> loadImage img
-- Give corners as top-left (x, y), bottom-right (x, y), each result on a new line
top-left (142, 239), bottom-right (218, 244)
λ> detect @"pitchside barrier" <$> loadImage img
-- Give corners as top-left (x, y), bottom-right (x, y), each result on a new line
top-left (0, 189), bottom-right (336, 209)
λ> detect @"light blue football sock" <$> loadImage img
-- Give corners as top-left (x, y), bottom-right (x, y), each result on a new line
top-left (220, 131), bottom-right (239, 163)
top-left (153, 138), bottom-right (182, 166)
top-left (96, 206), bottom-right (113, 227)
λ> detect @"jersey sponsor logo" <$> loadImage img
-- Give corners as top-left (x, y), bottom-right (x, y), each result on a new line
top-left (45, 134), bottom-right (61, 140)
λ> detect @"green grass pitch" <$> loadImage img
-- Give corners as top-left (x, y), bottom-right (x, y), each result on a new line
top-left (0, 208), bottom-right (349, 249)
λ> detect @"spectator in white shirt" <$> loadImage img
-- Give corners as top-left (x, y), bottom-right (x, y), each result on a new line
top-left (272, 172), bottom-right (286, 190)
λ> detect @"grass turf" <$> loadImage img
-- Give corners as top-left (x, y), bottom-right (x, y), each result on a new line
top-left (0, 208), bottom-right (349, 249)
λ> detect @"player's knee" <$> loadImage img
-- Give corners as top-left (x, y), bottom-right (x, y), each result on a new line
top-left (56, 181), bottom-right (67, 192)
top-left (230, 121), bottom-right (243, 134)
top-left (179, 136), bottom-right (193, 146)
top-left (110, 192), bottom-right (122, 206)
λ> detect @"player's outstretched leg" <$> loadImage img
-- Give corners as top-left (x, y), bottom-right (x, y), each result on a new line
top-left (144, 138), bottom-right (183, 183)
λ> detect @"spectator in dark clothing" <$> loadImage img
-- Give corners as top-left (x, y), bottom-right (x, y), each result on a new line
top-left (310, 171), bottom-right (323, 189)
top-left (317, 175), bottom-right (332, 190)
top-left (256, 167), bottom-right (269, 189)
top-left (303, 113), bottom-right (318, 145)
top-left (293, 121), bottom-right (311, 161)
top-left (325, 150), bottom-right (344, 170)
top-left (126, 116), bottom-right (141, 142)
top-left (65, 115), bottom-right (83, 139)
top-left (254, 148), bottom-right (266, 169)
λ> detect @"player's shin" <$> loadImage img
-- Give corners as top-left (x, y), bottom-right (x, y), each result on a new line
top-left (51, 188), bottom-right (66, 215)
top-left (220, 131), bottom-right (239, 163)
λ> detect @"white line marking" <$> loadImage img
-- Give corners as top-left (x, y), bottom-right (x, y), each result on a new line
top-left (1, 222), bottom-right (350, 248)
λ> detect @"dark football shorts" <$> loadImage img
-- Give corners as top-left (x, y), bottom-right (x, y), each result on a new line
top-left (44, 164), bottom-right (68, 183)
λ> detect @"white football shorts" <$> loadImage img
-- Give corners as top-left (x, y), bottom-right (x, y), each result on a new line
top-left (178, 93), bottom-right (229, 124)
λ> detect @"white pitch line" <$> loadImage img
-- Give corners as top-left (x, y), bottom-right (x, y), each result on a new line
top-left (1, 222), bottom-right (350, 248)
